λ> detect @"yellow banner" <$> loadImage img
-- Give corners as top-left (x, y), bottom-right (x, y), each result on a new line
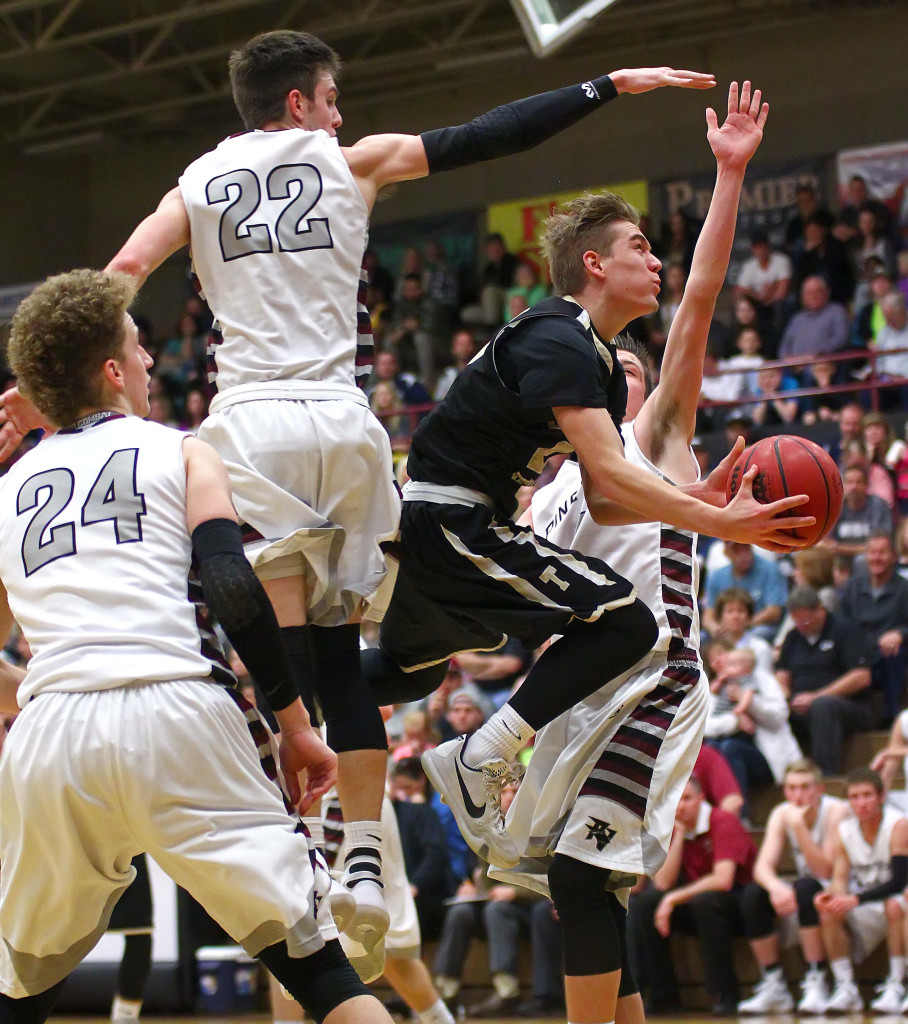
top-left (487, 181), bottom-right (649, 276)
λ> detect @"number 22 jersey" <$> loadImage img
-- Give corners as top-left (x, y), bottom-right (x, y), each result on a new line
top-left (179, 128), bottom-right (369, 393)
top-left (0, 415), bottom-right (233, 704)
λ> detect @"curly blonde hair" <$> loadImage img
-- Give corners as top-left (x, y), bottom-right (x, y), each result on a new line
top-left (8, 269), bottom-right (133, 428)
top-left (541, 190), bottom-right (640, 297)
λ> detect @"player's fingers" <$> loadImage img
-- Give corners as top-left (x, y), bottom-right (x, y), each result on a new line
top-left (705, 107), bottom-right (719, 132)
top-left (727, 80), bottom-right (738, 117)
top-left (748, 88), bottom-right (762, 119)
top-left (756, 101), bottom-right (769, 130)
top-left (764, 493), bottom-right (812, 513)
top-left (284, 770), bottom-right (302, 810)
top-left (739, 80), bottom-right (752, 114)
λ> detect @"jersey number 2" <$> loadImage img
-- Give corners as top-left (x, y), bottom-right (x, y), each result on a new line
top-left (17, 449), bottom-right (147, 576)
top-left (206, 164), bottom-right (333, 261)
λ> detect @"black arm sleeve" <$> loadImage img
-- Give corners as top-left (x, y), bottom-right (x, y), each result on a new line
top-left (421, 74), bottom-right (618, 174)
top-left (192, 518), bottom-right (299, 714)
top-left (857, 855), bottom-right (908, 904)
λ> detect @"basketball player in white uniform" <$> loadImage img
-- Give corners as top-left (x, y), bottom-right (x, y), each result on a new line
top-left (0, 269), bottom-right (395, 1024)
top-left (493, 84), bottom-right (771, 1024)
top-left (737, 759), bottom-right (847, 1014)
top-left (0, 31), bottom-right (716, 962)
top-left (815, 768), bottom-right (908, 1014)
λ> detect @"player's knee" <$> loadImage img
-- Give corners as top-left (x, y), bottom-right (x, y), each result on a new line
top-left (885, 896), bottom-right (904, 921)
top-left (259, 939), bottom-right (370, 1024)
top-left (324, 706), bottom-right (388, 753)
top-left (549, 854), bottom-right (623, 976)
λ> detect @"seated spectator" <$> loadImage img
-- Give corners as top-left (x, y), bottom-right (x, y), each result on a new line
top-left (422, 240), bottom-right (461, 337)
top-left (363, 246), bottom-right (394, 304)
top-left (722, 326), bottom-right (765, 399)
top-left (660, 210), bottom-right (697, 277)
top-left (863, 412), bottom-right (900, 503)
top-left (737, 759), bottom-right (848, 1015)
top-left (750, 364), bottom-right (800, 427)
top-left (432, 781), bottom-right (563, 1018)
top-left (826, 462), bottom-right (894, 560)
top-left (831, 401), bottom-right (865, 467)
top-left (369, 379), bottom-right (409, 442)
top-left (871, 707), bottom-right (908, 815)
top-left (785, 182), bottom-right (832, 257)
top-left (392, 247), bottom-right (424, 306)
top-left (814, 769), bottom-right (908, 1014)
top-left (444, 685), bottom-right (494, 743)
top-left (793, 217), bottom-right (854, 307)
top-left (699, 346), bottom-right (743, 424)
top-left (367, 350), bottom-right (432, 408)
top-left (181, 385), bottom-right (208, 434)
top-left (774, 546), bottom-right (838, 648)
top-left (851, 206), bottom-right (897, 279)
top-left (779, 276), bottom-right (850, 363)
top-left (873, 293), bottom-right (908, 404)
top-left (503, 261), bottom-right (548, 324)
top-left (711, 586), bottom-right (774, 671)
top-left (704, 642), bottom-right (801, 820)
top-left (734, 229), bottom-right (792, 337)
top-left (839, 531), bottom-right (908, 725)
top-left (156, 312), bottom-right (206, 389)
top-left (386, 273), bottom-right (437, 385)
top-left (627, 776), bottom-right (756, 1015)
top-left (423, 664), bottom-right (468, 743)
top-left (461, 233), bottom-right (520, 328)
top-left (776, 586), bottom-right (874, 776)
top-left (801, 359), bottom-right (849, 424)
top-left (647, 261), bottom-right (687, 357)
top-left (391, 709), bottom-right (439, 762)
top-left (840, 438), bottom-right (895, 510)
top-left (852, 260), bottom-right (892, 334)
top-left (732, 293), bottom-right (778, 359)
top-left (434, 329), bottom-right (479, 402)
top-left (836, 175), bottom-right (899, 249)
top-left (702, 541), bottom-right (788, 642)
top-left (455, 638), bottom-right (533, 710)
top-left (692, 743), bottom-right (745, 818)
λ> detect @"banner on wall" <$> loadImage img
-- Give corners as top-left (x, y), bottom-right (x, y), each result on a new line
top-left (836, 140), bottom-right (908, 231)
top-left (653, 157), bottom-right (828, 282)
top-left (486, 181), bottom-right (649, 278)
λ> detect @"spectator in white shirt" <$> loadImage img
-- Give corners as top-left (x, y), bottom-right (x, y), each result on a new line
top-left (735, 230), bottom-right (792, 334)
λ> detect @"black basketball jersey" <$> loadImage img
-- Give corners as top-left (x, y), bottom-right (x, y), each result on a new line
top-left (407, 297), bottom-right (627, 515)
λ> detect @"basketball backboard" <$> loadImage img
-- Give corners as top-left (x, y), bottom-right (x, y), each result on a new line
top-left (509, 0), bottom-right (621, 57)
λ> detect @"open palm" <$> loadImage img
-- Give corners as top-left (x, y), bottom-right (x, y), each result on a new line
top-left (706, 81), bottom-right (768, 170)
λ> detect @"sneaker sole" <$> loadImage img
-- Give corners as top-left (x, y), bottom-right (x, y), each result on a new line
top-left (349, 904), bottom-right (391, 954)
top-left (329, 891), bottom-right (356, 935)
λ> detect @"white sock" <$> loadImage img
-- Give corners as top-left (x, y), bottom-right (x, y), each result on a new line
top-left (492, 971), bottom-right (519, 999)
top-left (342, 820), bottom-right (383, 889)
top-left (111, 995), bottom-right (142, 1021)
top-left (831, 957), bottom-right (854, 985)
top-left (435, 975), bottom-right (460, 1000)
top-left (889, 954), bottom-right (906, 983)
top-left (418, 997), bottom-right (456, 1024)
top-left (301, 816), bottom-right (325, 848)
top-left (462, 704), bottom-right (534, 767)
top-left (763, 963), bottom-right (784, 980)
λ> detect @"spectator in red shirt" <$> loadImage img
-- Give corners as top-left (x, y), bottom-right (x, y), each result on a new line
top-left (627, 775), bottom-right (757, 1015)
top-left (692, 742), bottom-right (744, 818)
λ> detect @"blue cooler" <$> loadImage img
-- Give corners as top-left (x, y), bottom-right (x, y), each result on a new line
top-left (196, 945), bottom-right (259, 1014)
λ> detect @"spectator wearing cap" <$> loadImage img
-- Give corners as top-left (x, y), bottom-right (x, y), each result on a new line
top-left (702, 541), bottom-right (788, 642)
top-left (735, 229), bottom-right (792, 337)
top-left (445, 685), bottom-right (494, 740)
top-left (775, 586), bottom-right (873, 776)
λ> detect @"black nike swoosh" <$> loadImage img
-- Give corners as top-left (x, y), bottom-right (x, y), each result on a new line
top-left (454, 758), bottom-right (488, 819)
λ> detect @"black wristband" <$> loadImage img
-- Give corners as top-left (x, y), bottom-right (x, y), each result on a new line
top-left (856, 854), bottom-right (908, 904)
top-left (421, 75), bottom-right (617, 174)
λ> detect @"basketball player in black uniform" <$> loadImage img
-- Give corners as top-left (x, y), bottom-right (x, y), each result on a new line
top-left (365, 191), bottom-right (814, 870)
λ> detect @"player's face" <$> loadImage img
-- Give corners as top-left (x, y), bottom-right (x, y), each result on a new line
top-left (617, 350), bottom-right (647, 421)
top-left (598, 221), bottom-right (662, 319)
top-left (675, 781), bottom-right (702, 828)
top-left (783, 772), bottom-right (821, 810)
top-left (302, 73), bottom-right (342, 135)
top-left (847, 782), bottom-right (882, 822)
top-left (119, 315), bottom-right (154, 417)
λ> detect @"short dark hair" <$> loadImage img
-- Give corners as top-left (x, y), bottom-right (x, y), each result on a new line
top-left (615, 334), bottom-right (656, 397)
top-left (750, 229), bottom-right (769, 246)
top-left (229, 30), bottom-right (341, 129)
top-left (714, 586), bottom-right (755, 620)
top-left (845, 767), bottom-right (883, 795)
top-left (9, 269), bottom-right (134, 428)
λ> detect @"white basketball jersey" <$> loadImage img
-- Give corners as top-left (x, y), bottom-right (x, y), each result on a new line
top-left (787, 794), bottom-right (844, 879)
top-left (532, 422), bottom-right (701, 658)
top-left (179, 128), bottom-right (370, 393)
top-left (839, 806), bottom-right (904, 892)
top-left (0, 415), bottom-right (233, 704)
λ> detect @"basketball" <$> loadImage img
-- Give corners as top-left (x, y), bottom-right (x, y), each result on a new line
top-left (725, 435), bottom-right (844, 547)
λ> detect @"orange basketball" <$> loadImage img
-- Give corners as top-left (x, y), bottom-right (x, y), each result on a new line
top-left (725, 435), bottom-right (844, 547)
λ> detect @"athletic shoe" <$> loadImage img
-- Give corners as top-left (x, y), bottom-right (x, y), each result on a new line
top-left (328, 875), bottom-right (356, 934)
top-left (797, 967), bottom-right (830, 1014)
top-left (345, 934), bottom-right (386, 985)
top-left (870, 977), bottom-right (905, 1014)
top-left (737, 971), bottom-right (794, 1013)
top-left (347, 878), bottom-right (390, 953)
top-left (900, 986), bottom-right (908, 1014)
top-left (824, 980), bottom-right (863, 1013)
top-left (422, 736), bottom-right (520, 868)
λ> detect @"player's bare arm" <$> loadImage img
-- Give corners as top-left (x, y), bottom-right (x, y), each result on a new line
top-left (0, 580), bottom-right (22, 715)
top-left (183, 436), bottom-right (337, 810)
top-left (556, 403), bottom-right (814, 550)
top-left (344, 66), bottom-right (715, 205)
top-left (637, 82), bottom-right (768, 477)
top-left (105, 186), bottom-right (191, 291)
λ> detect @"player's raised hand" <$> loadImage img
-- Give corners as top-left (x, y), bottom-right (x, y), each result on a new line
top-left (609, 67), bottom-right (715, 95)
top-left (706, 80), bottom-right (769, 170)
top-left (720, 464), bottom-right (815, 552)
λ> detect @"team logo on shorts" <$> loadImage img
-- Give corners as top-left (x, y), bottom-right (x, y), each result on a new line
top-left (585, 817), bottom-right (617, 851)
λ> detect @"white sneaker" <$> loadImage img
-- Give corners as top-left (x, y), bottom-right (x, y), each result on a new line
top-left (328, 875), bottom-right (356, 934)
top-left (900, 986), bottom-right (908, 1014)
top-left (798, 967), bottom-right (830, 1014)
top-left (870, 977), bottom-right (905, 1014)
top-left (738, 972), bottom-right (794, 1014)
top-left (346, 879), bottom-right (390, 954)
top-left (422, 736), bottom-right (520, 868)
top-left (825, 980), bottom-right (863, 1013)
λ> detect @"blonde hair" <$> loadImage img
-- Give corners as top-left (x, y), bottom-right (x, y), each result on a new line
top-left (541, 190), bottom-right (639, 296)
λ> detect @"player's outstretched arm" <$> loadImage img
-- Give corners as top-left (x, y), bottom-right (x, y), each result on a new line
top-left (105, 186), bottom-right (191, 292)
top-left (183, 437), bottom-right (337, 810)
top-left (637, 82), bottom-right (768, 463)
top-left (345, 67), bottom-right (714, 203)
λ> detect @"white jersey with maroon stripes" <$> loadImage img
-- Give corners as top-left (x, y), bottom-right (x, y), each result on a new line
top-left (179, 128), bottom-right (371, 394)
top-left (500, 421), bottom-right (709, 882)
top-left (0, 414), bottom-right (233, 704)
top-left (787, 794), bottom-right (845, 880)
